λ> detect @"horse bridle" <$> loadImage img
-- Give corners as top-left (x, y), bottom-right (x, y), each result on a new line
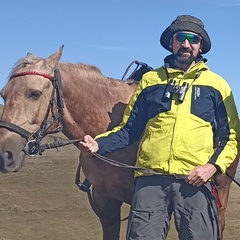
top-left (0, 69), bottom-right (79, 156)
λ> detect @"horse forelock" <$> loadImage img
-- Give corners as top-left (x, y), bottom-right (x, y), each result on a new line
top-left (8, 55), bottom-right (44, 81)
top-left (8, 57), bottom-right (29, 80)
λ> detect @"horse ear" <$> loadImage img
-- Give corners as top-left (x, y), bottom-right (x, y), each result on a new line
top-left (46, 45), bottom-right (64, 69)
top-left (27, 52), bottom-right (33, 56)
top-left (59, 45), bottom-right (64, 51)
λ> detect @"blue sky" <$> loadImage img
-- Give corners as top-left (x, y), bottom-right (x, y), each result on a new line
top-left (0, 0), bottom-right (239, 114)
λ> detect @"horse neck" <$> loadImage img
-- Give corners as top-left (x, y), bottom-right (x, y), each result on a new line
top-left (58, 63), bottom-right (136, 140)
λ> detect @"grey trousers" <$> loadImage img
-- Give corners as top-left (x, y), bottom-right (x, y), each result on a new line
top-left (126, 175), bottom-right (220, 240)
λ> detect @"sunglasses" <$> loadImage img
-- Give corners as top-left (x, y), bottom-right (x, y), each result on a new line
top-left (174, 32), bottom-right (202, 44)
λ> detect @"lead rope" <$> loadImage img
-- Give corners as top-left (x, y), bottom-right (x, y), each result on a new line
top-left (92, 152), bottom-right (186, 178)
top-left (225, 171), bottom-right (240, 187)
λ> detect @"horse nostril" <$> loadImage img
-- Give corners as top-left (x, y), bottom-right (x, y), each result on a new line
top-left (2, 151), bottom-right (14, 167)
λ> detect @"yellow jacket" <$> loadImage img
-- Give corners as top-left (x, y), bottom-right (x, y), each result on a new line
top-left (96, 57), bottom-right (240, 176)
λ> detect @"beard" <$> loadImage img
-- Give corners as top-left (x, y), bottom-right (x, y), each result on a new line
top-left (174, 49), bottom-right (197, 64)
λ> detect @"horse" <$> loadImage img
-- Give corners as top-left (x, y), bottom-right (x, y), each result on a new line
top-left (0, 45), bottom-right (239, 240)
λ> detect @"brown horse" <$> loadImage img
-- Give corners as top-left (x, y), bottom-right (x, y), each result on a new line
top-left (0, 46), bottom-right (239, 240)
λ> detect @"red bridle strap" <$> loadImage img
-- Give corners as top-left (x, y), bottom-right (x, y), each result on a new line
top-left (10, 71), bottom-right (54, 81)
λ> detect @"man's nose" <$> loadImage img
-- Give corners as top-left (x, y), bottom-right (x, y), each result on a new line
top-left (181, 39), bottom-right (191, 47)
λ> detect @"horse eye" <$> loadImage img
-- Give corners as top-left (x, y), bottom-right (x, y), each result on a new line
top-left (28, 90), bottom-right (42, 100)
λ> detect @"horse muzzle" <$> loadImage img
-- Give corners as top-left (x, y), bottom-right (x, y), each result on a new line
top-left (0, 149), bottom-right (26, 172)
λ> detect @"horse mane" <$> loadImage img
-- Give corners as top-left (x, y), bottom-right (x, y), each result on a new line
top-left (58, 62), bottom-right (103, 78)
top-left (57, 62), bottom-right (137, 85)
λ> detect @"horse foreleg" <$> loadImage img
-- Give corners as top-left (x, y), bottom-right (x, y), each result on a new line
top-left (91, 187), bottom-right (123, 240)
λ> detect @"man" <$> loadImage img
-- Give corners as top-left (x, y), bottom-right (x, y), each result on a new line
top-left (80, 15), bottom-right (240, 240)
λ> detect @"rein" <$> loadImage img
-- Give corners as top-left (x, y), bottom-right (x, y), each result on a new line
top-left (93, 152), bottom-right (186, 178)
top-left (0, 70), bottom-right (79, 156)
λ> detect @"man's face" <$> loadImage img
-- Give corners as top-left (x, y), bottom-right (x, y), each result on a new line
top-left (170, 31), bottom-right (202, 64)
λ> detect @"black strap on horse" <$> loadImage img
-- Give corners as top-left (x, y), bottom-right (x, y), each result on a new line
top-left (75, 163), bottom-right (92, 192)
top-left (0, 121), bottom-right (33, 139)
top-left (53, 69), bottom-right (64, 119)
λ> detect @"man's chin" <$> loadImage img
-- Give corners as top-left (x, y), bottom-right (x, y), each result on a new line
top-left (175, 55), bottom-right (195, 65)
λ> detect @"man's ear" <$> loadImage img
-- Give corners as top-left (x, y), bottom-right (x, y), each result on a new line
top-left (199, 42), bottom-right (203, 52)
top-left (169, 38), bottom-right (173, 48)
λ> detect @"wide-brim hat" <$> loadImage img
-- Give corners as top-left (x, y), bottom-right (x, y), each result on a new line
top-left (160, 15), bottom-right (211, 54)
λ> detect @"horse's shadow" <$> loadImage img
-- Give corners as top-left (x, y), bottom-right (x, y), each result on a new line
top-left (107, 102), bottom-right (128, 131)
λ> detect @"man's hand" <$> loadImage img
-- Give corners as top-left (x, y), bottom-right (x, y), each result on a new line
top-left (79, 135), bottom-right (99, 154)
top-left (185, 163), bottom-right (218, 187)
